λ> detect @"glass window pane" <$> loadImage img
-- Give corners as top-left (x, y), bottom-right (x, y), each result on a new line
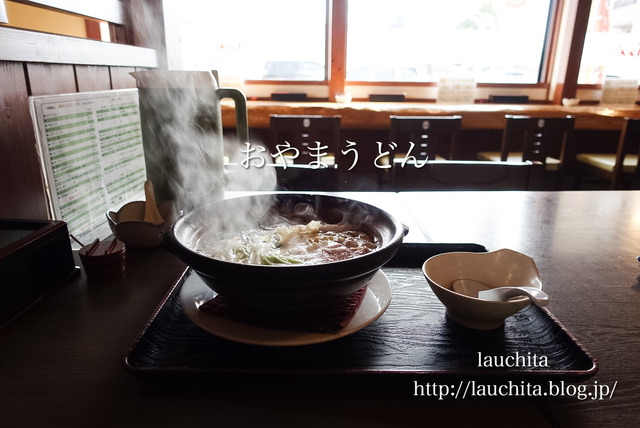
top-left (578, 0), bottom-right (640, 84)
top-left (175, 0), bottom-right (326, 81)
top-left (346, 0), bottom-right (552, 83)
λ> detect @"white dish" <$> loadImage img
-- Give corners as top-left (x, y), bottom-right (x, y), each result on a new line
top-left (180, 270), bottom-right (392, 346)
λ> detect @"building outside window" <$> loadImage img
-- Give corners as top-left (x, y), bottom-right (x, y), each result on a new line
top-left (177, 0), bottom-right (327, 81)
top-left (578, 0), bottom-right (640, 84)
top-left (346, 0), bottom-right (552, 84)
top-left (175, 0), bottom-right (553, 85)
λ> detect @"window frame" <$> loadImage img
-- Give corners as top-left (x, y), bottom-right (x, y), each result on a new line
top-left (12, 0), bottom-right (632, 104)
top-left (243, 0), bottom-right (570, 102)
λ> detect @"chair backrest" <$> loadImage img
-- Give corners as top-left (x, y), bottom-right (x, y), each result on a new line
top-left (223, 162), bottom-right (339, 192)
top-left (613, 118), bottom-right (640, 189)
top-left (500, 115), bottom-right (575, 164)
top-left (268, 115), bottom-right (341, 166)
top-left (390, 160), bottom-right (535, 191)
top-left (389, 115), bottom-right (462, 161)
top-left (274, 163), bottom-right (339, 191)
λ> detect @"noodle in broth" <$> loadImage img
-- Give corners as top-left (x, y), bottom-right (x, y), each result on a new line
top-left (195, 220), bottom-right (379, 265)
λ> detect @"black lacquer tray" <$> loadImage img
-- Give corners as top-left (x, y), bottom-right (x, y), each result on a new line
top-left (123, 243), bottom-right (597, 385)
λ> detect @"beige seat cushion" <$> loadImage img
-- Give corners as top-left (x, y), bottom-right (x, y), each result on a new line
top-left (576, 153), bottom-right (638, 173)
top-left (477, 151), bottom-right (560, 171)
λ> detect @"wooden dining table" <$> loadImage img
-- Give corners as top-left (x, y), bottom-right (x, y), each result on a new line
top-left (1, 190), bottom-right (638, 427)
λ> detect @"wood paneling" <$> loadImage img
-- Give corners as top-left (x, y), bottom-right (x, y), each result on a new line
top-left (0, 2), bottom-right (161, 221)
top-left (109, 66), bottom-right (137, 89)
top-left (26, 62), bottom-right (76, 95)
top-left (0, 61), bottom-right (49, 219)
top-left (0, 27), bottom-right (158, 67)
top-left (75, 64), bottom-right (112, 92)
top-left (1, 62), bottom-right (137, 220)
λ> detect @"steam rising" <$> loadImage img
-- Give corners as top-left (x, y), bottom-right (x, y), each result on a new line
top-left (133, 70), bottom-right (277, 220)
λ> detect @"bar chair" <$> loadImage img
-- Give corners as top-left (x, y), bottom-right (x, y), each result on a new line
top-left (386, 115), bottom-right (462, 189)
top-left (223, 162), bottom-right (339, 192)
top-left (390, 160), bottom-right (537, 191)
top-left (573, 118), bottom-right (640, 189)
top-left (268, 115), bottom-right (341, 167)
top-left (477, 115), bottom-right (575, 189)
top-left (389, 115), bottom-right (462, 162)
top-left (274, 163), bottom-right (339, 191)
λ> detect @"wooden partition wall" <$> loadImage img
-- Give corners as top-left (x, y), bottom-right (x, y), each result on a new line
top-left (0, 61), bottom-right (148, 220)
top-left (0, 1), bottom-right (160, 220)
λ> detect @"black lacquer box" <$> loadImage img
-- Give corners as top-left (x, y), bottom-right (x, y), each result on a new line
top-left (0, 220), bottom-right (79, 326)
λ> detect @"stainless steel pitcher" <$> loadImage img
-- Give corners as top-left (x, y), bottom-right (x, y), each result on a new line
top-left (131, 70), bottom-right (248, 207)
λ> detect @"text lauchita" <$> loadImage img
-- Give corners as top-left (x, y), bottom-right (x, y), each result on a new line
top-left (477, 351), bottom-right (549, 368)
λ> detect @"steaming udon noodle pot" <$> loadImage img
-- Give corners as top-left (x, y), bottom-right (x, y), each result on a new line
top-left (195, 220), bottom-right (379, 266)
top-left (164, 194), bottom-right (405, 310)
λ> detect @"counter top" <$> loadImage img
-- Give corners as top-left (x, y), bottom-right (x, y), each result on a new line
top-left (222, 100), bottom-right (640, 130)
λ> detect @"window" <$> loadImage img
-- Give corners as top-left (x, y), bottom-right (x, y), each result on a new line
top-left (176, 0), bottom-right (327, 81)
top-left (578, 0), bottom-right (640, 84)
top-left (346, 0), bottom-right (553, 83)
top-left (171, 0), bottom-right (611, 102)
top-left (175, 0), bottom-right (554, 85)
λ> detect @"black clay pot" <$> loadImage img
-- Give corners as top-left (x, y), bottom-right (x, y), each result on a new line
top-left (163, 193), bottom-right (406, 311)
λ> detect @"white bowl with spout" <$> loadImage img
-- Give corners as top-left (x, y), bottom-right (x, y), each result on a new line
top-left (422, 249), bottom-right (545, 330)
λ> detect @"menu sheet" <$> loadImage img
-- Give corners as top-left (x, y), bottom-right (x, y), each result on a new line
top-left (601, 79), bottom-right (639, 105)
top-left (437, 77), bottom-right (476, 104)
top-left (29, 89), bottom-right (147, 247)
